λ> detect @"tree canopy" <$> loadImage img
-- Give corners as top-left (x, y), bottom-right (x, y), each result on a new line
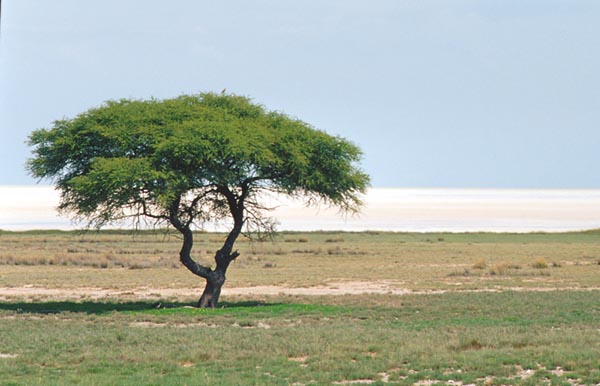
top-left (28, 92), bottom-right (370, 307)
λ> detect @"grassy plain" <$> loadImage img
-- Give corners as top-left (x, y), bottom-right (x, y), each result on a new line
top-left (0, 230), bottom-right (599, 385)
top-left (1, 229), bottom-right (599, 291)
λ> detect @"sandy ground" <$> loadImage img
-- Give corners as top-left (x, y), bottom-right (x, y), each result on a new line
top-left (1, 281), bottom-right (598, 301)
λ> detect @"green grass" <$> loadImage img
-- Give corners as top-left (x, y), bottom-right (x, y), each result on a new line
top-left (0, 230), bottom-right (599, 384)
top-left (0, 291), bottom-right (599, 385)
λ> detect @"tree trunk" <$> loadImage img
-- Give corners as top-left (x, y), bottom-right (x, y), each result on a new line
top-left (197, 271), bottom-right (225, 308)
top-left (169, 188), bottom-right (245, 308)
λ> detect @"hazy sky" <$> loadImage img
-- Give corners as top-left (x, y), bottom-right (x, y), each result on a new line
top-left (1, 0), bottom-right (599, 188)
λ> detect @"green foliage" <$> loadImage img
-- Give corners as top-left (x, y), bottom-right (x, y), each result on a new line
top-left (28, 92), bottom-right (369, 228)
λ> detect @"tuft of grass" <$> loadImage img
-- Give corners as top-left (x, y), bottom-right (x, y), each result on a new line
top-left (447, 269), bottom-right (471, 277)
top-left (284, 237), bottom-right (309, 243)
top-left (453, 337), bottom-right (484, 351)
top-left (488, 261), bottom-right (522, 275)
top-left (472, 259), bottom-right (487, 270)
top-left (532, 257), bottom-right (549, 269)
top-left (291, 248), bottom-right (321, 254)
top-left (489, 262), bottom-right (511, 275)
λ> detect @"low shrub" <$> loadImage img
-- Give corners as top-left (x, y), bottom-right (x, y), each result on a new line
top-left (532, 257), bottom-right (548, 269)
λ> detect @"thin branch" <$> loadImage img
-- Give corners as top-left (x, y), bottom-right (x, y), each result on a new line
top-left (140, 200), bottom-right (168, 220)
top-left (183, 187), bottom-right (218, 228)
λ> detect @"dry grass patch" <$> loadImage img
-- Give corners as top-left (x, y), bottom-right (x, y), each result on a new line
top-left (1, 230), bottom-right (600, 291)
top-left (472, 259), bottom-right (487, 270)
top-left (531, 257), bottom-right (549, 269)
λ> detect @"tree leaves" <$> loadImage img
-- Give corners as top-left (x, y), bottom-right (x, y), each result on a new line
top-left (28, 92), bottom-right (370, 229)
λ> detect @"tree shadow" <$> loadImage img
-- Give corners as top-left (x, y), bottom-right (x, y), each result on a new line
top-left (0, 300), bottom-right (272, 315)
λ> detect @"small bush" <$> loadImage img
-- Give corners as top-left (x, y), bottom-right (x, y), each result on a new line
top-left (489, 262), bottom-right (511, 276)
top-left (532, 257), bottom-right (548, 269)
top-left (238, 320), bottom-right (255, 328)
top-left (128, 261), bottom-right (152, 269)
top-left (472, 259), bottom-right (487, 270)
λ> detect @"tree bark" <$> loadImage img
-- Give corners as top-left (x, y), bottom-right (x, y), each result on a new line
top-left (197, 249), bottom-right (240, 308)
top-left (198, 270), bottom-right (225, 308)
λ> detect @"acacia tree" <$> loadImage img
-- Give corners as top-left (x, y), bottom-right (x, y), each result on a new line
top-left (28, 93), bottom-right (369, 308)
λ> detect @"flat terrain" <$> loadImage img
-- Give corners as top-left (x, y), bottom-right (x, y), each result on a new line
top-left (0, 230), bottom-right (599, 385)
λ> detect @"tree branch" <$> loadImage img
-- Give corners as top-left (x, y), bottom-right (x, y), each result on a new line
top-left (168, 198), bottom-right (212, 279)
top-left (215, 185), bottom-right (245, 261)
top-left (139, 200), bottom-right (168, 220)
top-left (183, 188), bottom-right (216, 228)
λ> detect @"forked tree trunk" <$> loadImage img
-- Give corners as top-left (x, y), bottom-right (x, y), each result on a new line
top-left (172, 225), bottom-right (240, 308)
top-left (197, 248), bottom-right (238, 308)
top-left (198, 270), bottom-right (226, 308)
top-left (169, 187), bottom-right (245, 308)
top-left (195, 187), bottom-right (244, 308)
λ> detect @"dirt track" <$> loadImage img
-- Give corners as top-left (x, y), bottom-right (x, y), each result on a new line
top-left (1, 281), bottom-right (598, 301)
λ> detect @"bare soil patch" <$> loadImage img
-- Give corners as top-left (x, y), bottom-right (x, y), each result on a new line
top-left (1, 281), bottom-right (598, 302)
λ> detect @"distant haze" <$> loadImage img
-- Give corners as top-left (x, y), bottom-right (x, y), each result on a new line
top-left (2, 186), bottom-right (600, 232)
top-left (1, 1), bottom-right (600, 188)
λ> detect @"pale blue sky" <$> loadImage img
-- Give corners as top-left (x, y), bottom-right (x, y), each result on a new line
top-left (1, 0), bottom-right (599, 188)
